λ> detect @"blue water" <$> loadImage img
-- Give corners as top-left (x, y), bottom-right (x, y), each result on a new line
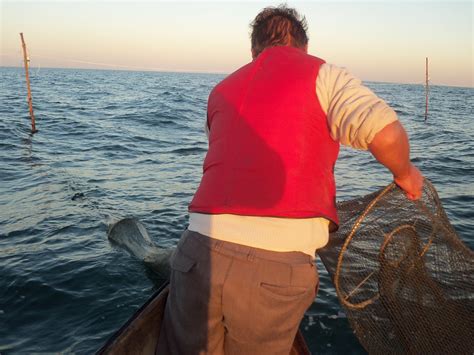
top-left (0, 67), bottom-right (472, 354)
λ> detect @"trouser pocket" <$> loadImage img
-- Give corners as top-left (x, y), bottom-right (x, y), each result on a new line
top-left (169, 247), bottom-right (196, 273)
top-left (226, 257), bottom-right (317, 348)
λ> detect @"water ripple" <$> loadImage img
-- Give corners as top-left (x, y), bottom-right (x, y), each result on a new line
top-left (0, 68), bottom-right (471, 353)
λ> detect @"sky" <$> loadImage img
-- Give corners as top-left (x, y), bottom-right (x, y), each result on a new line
top-left (1, 1), bottom-right (472, 87)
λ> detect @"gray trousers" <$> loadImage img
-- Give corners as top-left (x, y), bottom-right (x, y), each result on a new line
top-left (157, 230), bottom-right (318, 355)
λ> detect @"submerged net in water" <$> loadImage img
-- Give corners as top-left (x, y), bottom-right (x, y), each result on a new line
top-left (318, 179), bottom-right (474, 355)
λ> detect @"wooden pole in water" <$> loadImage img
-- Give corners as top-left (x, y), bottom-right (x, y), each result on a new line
top-left (20, 32), bottom-right (38, 133)
top-left (425, 57), bottom-right (429, 122)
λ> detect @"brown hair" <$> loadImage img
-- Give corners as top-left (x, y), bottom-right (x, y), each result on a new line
top-left (250, 5), bottom-right (309, 57)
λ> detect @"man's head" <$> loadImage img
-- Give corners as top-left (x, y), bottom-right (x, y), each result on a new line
top-left (250, 5), bottom-right (309, 59)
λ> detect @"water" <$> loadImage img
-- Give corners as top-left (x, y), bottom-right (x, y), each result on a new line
top-left (0, 67), bottom-right (472, 354)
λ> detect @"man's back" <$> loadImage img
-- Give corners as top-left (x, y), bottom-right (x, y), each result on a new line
top-left (190, 46), bottom-right (339, 224)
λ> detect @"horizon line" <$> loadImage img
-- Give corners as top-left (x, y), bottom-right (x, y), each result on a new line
top-left (1, 65), bottom-right (472, 89)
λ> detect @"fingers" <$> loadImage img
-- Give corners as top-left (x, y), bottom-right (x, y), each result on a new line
top-left (394, 164), bottom-right (424, 200)
top-left (411, 166), bottom-right (424, 200)
top-left (406, 191), bottom-right (420, 201)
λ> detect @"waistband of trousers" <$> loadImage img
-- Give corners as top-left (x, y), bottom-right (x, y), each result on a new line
top-left (180, 229), bottom-right (313, 264)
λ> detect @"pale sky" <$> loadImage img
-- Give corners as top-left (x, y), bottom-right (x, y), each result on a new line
top-left (1, 1), bottom-right (472, 87)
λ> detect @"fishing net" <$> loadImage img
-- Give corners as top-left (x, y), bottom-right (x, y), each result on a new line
top-left (318, 179), bottom-right (474, 355)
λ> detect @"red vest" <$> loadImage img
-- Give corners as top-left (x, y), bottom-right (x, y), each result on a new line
top-left (189, 46), bottom-right (339, 228)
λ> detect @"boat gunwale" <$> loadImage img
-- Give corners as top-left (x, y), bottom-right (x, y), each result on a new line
top-left (96, 281), bottom-right (169, 354)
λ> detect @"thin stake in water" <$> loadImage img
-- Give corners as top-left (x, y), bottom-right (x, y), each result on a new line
top-left (425, 57), bottom-right (429, 122)
top-left (20, 32), bottom-right (38, 133)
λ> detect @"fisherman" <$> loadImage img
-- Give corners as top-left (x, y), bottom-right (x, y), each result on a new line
top-left (157, 5), bottom-right (423, 354)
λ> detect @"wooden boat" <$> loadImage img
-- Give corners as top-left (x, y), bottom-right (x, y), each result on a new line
top-left (97, 282), bottom-right (310, 354)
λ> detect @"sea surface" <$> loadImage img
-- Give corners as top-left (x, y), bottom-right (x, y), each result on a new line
top-left (0, 67), bottom-right (472, 354)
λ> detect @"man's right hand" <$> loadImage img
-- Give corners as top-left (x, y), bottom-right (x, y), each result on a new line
top-left (394, 164), bottom-right (424, 200)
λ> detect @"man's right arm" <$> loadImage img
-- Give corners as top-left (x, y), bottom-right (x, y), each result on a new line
top-left (368, 120), bottom-right (423, 200)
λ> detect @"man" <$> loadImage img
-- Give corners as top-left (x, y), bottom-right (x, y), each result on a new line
top-left (157, 5), bottom-right (423, 355)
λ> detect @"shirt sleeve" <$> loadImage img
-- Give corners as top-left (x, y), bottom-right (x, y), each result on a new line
top-left (316, 63), bottom-right (399, 150)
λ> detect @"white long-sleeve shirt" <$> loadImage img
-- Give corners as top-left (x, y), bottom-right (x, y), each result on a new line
top-left (188, 63), bottom-right (398, 256)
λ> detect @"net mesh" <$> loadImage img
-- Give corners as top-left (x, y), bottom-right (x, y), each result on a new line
top-left (318, 179), bottom-right (474, 354)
